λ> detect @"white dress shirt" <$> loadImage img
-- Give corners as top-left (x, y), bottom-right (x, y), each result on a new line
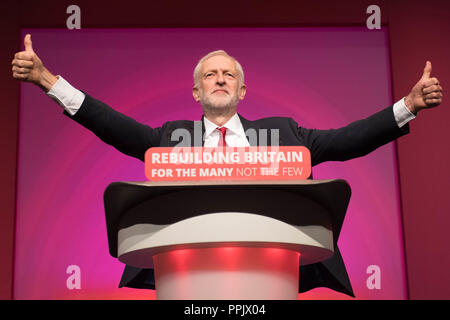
top-left (203, 113), bottom-right (250, 147)
top-left (47, 76), bottom-right (416, 147)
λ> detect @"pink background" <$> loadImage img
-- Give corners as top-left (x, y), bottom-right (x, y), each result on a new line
top-left (15, 28), bottom-right (406, 299)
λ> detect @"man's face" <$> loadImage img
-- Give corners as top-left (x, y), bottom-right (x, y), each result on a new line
top-left (193, 55), bottom-right (246, 113)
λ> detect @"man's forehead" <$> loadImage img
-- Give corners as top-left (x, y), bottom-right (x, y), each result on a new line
top-left (201, 55), bottom-right (237, 71)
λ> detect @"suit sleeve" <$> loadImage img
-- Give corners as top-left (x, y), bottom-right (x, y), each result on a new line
top-left (296, 106), bottom-right (409, 166)
top-left (63, 93), bottom-right (163, 162)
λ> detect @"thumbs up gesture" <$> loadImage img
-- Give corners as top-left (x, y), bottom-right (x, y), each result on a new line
top-left (405, 61), bottom-right (443, 114)
top-left (11, 34), bottom-right (58, 91)
top-left (12, 34), bottom-right (43, 83)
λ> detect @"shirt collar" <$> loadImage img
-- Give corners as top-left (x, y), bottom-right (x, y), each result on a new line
top-left (203, 113), bottom-right (243, 138)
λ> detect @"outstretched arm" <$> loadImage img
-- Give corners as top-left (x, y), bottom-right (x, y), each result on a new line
top-left (298, 105), bottom-right (408, 166)
top-left (298, 61), bottom-right (443, 166)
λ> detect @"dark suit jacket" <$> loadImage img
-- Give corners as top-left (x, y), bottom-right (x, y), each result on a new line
top-left (65, 93), bottom-right (409, 297)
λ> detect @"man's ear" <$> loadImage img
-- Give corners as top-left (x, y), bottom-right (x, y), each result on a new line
top-left (239, 84), bottom-right (247, 100)
top-left (192, 87), bottom-right (200, 102)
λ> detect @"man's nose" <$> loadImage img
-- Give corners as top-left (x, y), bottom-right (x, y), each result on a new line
top-left (216, 73), bottom-right (225, 85)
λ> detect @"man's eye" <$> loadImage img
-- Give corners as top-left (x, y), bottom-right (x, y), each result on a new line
top-left (205, 73), bottom-right (214, 78)
top-left (226, 73), bottom-right (234, 77)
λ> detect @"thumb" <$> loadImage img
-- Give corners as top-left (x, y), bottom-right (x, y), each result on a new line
top-left (24, 34), bottom-right (34, 53)
top-left (421, 61), bottom-right (432, 80)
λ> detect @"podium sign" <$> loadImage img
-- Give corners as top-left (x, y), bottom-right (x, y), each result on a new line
top-left (145, 146), bottom-right (311, 181)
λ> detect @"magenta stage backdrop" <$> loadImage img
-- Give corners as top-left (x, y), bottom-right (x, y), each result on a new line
top-left (15, 28), bottom-right (407, 299)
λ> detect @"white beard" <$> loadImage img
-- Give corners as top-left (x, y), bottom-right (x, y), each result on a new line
top-left (199, 89), bottom-right (240, 115)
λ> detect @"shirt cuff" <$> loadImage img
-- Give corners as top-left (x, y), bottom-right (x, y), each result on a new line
top-left (46, 75), bottom-right (85, 116)
top-left (393, 97), bottom-right (416, 128)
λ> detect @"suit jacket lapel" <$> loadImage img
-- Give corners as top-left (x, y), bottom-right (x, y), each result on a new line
top-left (238, 113), bottom-right (261, 146)
top-left (166, 120), bottom-right (204, 147)
top-left (188, 119), bottom-right (205, 147)
top-left (198, 116), bottom-right (206, 147)
top-left (239, 113), bottom-right (278, 147)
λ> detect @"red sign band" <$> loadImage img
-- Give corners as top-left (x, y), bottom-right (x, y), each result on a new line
top-left (145, 146), bottom-right (311, 181)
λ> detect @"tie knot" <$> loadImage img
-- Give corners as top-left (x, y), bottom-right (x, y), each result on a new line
top-left (217, 127), bottom-right (227, 136)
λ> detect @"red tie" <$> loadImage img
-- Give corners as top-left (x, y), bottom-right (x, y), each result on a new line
top-left (217, 127), bottom-right (227, 147)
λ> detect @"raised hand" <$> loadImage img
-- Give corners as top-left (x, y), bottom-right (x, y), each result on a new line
top-left (405, 61), bottom-right (443, 114)
top-left (11, 34), bottom-right (57, 91)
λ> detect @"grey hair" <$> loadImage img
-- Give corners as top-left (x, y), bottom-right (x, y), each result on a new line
top-left (193, 50), bottom-right (245, 89)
